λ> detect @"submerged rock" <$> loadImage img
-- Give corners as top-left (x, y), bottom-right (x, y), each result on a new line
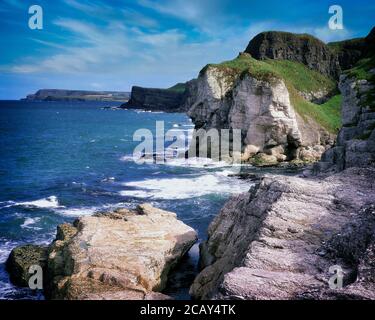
top-left (7, 204), bottom-right (197, 300)
top-left (190, 168), bottom-right (375, 300)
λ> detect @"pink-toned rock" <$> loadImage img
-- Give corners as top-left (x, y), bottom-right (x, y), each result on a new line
top-left (44, 204), bottom-right (197, 300)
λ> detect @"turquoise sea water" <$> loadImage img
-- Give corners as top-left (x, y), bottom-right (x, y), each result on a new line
top-left (0, 100), bottom-right (251, 300)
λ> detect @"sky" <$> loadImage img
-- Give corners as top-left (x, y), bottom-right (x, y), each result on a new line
top-left (0, 0), bottom-right (374, 99)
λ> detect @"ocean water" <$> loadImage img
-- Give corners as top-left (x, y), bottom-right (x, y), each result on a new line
top-left (0, 100), bottom-right (252, 300)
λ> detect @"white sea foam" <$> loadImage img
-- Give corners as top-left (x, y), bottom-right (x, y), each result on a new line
top-left (56, 206), bottom-right (100, 217)
top-left (0, 201), bottom-right (16, 209)
top-left (1, 196), bottom-right (63, 210)
top-left (120, 173), bottom-right (250, 200)
top-left (55, 201), bottom-right (132, 217)
top-left (17, 196), bottom-right (62, 209)
top-left (21, 217), bottom-right (41, 230)
top-left (163, 157), bottom-right (232, 168)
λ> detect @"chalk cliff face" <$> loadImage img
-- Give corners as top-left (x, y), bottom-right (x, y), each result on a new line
top-left (187, 63), bottom-right (333, 165)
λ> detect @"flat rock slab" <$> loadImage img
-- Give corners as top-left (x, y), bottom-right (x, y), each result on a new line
top-left (8, 204), bottom-right (197, 300)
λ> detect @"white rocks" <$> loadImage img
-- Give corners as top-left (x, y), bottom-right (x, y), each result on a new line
top-left (187, 65), bottom-right (332, 165)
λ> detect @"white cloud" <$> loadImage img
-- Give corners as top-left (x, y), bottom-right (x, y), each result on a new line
top-left (137, 0), bottom-right (231, 34)
top-left (122, 8), bottom-right (159, 28)
top-left (63, 0), bottom-right (113, 16)
top-left (312, 26), bottom-right (353, 43)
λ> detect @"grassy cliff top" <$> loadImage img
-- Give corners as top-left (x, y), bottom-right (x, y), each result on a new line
top-left (327, 37), bottom-right (366, 53)
top-left (204, 54), bottom-right (336, 94)
top-left (201, 54), bottom-right (341, 133)
top-left (168, 82), bottom-right (187, 93)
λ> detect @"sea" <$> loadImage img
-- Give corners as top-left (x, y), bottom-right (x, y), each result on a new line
top-left (0, 100), bottom-right (253, 300)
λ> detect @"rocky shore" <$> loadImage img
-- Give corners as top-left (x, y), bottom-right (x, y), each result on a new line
top-left (6, 204), bottom-right (197, 300)
top-left (7, 27), bottom-right (375, 301)
top-left (190, 168), bottom-right (375, 299)
top-left (189, 27), bottom-right (375, 300)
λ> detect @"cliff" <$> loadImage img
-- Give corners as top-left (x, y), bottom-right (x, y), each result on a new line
top-left (186, 52), bottom-right (338, 165)
top-left (245, 31), bottom-right (341, 79)
top-left (123, 82), bottom-right (195, 112)
top-left (190, 27), bottom-right (375, 300)
top-left (185, 29), bottom-right (375, 166)
top-left (24, 89), bottom-right (130, 102)
top-left (315, 31), bottom-right (375, 173)
top-left (328, 27), bottom-right (375, 71)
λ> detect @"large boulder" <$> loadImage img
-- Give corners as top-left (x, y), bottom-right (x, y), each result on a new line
top-left (190, 167), bottom-right (375, 300)
top-left (6, 245), bottom-right (48, 287)
top-left (7, 204), bottom-right (197, 300)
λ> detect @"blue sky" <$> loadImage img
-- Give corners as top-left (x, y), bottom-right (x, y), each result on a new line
top-left (0, 0), bottom-right (374, 99)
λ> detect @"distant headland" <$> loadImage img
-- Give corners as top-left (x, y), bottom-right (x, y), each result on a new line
top-left (22, 89), bottom-right (130, 102)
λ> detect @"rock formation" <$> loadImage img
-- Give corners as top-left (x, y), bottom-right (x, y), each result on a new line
top-left (123, 82), bottom-right (195, 112)
top-left (315, 75), bottom-right (375, 173)
top-left (6, 204), bottom-right (197, 300)
top-left (24, 89), bottom-right (130, 102)
top-left (328, 27), bottom-right (375, 71)
top-left (6, 245), bottom-right (48, 288)
top-left (190, 27), bottom-right (375, 300)
top-left (315, 30), bottom-right (375, 173)
top-left (190, 168), bottom-right (375, 300)
top-left (185, 28), bottom-right (375, 166)
top-left (245, 31), bottom-right (341, 79)
top-left (186, 55), bottom-right (335, 165)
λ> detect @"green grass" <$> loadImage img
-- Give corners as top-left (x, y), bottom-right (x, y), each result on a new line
top-left (289, 91), bottom-right (342, 133)
top-left (202, 54), bottom-right (341, 133)
top-left (206, 54), bottom-right (336, 93)
top-left (264, 59), bottom-right (336, 93)
top-left (345, 57), bottom-right (375, 81)
top-left (345, 56), bottom-right (375, 110)
top-left (327, 38), bottom-right (365, 54)
top-left (168, 82), bottom-right (187, 93)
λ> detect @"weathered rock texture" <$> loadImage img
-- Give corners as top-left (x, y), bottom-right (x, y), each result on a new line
top-left (187, 65), bottom-right (333, 165)
top-left (6, 245), bottom-right (48, 287)
top-left (314, 75), bottom-right (375, 173)
top-left (245, 31), bottom-right (340, 79)
top-left (328, 27), bottom-right (375, 71)
top-left (124, 86), bottom-right (187, 112)
top-left (7, 204), bottom-right (197, 300)
top-left (190, 168), bottom-right (375, 300)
